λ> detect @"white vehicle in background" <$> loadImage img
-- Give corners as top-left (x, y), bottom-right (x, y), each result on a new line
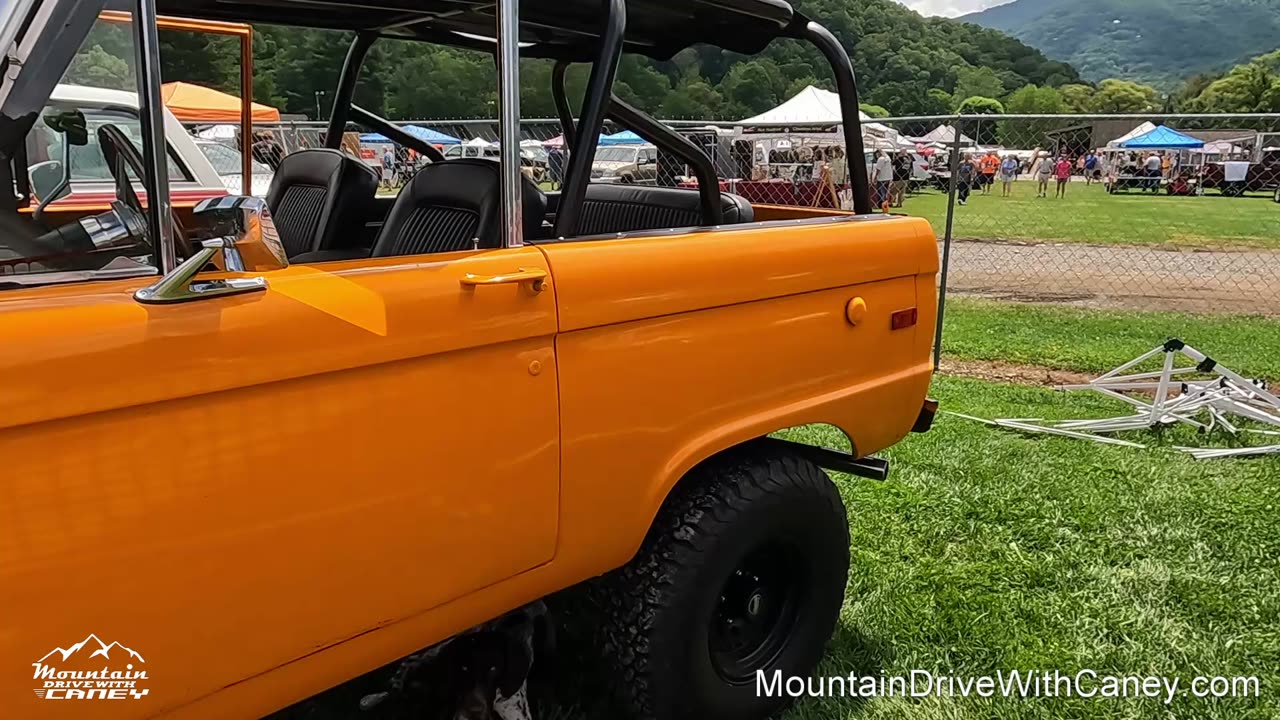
top-left (28, 84), bottom-right (227, 209)
top-left (193, 138), bottom-right (274, 197)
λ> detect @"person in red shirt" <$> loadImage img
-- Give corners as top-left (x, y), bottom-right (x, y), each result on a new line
top-left (1054, 155), bottom-right (1073, 198)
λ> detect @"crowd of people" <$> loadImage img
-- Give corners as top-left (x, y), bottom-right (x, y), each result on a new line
top-left (949, 147), bottom-right (1188, 203)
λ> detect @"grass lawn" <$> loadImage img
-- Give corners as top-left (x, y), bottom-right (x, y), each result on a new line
top-left (941, 298), bottom-right (1280, 379)
top-left (779, 375), bottom-right (1280, 719)
top-left (900, 182), bottom-right (1280, 249)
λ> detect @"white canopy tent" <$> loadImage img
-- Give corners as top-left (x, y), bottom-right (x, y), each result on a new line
top-left (738, 85), bottom-right (899, 146)
top-left (913, 124), bottom-right (974, 146)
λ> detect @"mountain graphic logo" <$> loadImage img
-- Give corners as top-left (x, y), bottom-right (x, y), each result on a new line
top-left (37, 634), bottom-right (145, 664)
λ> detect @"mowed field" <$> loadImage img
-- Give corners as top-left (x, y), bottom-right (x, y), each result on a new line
top-left (773, 302), bottom-right (1280, 719)
top-left (901, 182), bottom-right (1280, 249)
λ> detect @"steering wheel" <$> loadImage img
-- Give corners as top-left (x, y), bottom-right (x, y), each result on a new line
top-left (98, 124), bottom-right (190, 257)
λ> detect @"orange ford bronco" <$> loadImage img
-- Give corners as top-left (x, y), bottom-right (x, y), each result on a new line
top-left (0, 0), bottom-right (937, 718)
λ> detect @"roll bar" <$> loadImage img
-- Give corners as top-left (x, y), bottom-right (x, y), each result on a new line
top-left (797, 20), bottom-right (872, 214)
top-left (350, 105), bottom-right (447, 162)
top-left (318, 2), bottom-right (873, 243)
top-left (552, 60), bottom-right (577, 151)
top-left (325, 32), bottom-right (377, 150)
top-left (552, 0), bottom-right (625, 239)
top-left (606, 95), bottom-right (723, 226)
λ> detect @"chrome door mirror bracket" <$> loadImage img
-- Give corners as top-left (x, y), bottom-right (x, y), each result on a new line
top-left (135, 195), bottom-right (285, 305)
top-left (134, 237), bottom-right (268, 304)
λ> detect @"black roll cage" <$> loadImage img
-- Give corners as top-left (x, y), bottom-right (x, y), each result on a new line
top-left (320, 2), bottom-right (873, 236)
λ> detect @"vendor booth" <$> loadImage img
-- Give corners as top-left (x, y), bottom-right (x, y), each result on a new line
top-left (734, 86), bottom-right (899, 208)
top-left (160, 81), bottom-right (280, 123)
top-left (1106, 125), bottom-right (1204, 195)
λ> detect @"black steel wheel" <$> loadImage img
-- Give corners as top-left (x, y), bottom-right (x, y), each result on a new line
top-left (708, 542), bottom-right (806, 684)
top-left (593, 443), bottom-right (850, 720)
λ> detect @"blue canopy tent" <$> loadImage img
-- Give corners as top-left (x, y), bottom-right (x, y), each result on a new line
top-left (1110, 125), bottom-right (1205, 196)
top-left (1120, 125), bottom-right (1204, 149)
top-left (359, 125), bottom-right (461, 145)
top-left (600, 130), bottom-right (644, 145)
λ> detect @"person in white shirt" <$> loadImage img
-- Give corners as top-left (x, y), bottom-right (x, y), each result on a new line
top-left (1144, 153), bottom-right (1162, 192)
top-left (873, 151), bottom-right (893, 209)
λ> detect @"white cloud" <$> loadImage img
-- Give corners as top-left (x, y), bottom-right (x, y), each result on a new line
top-left (895, 0), bottom-right (1017, 18)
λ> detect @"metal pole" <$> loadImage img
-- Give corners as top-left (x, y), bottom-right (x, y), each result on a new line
top-left (497, 0), bottom-right (522, 247)
top-left (132, 0), bottom-right (176, 272)
top-left (932, 118), bottom-right (963, 369)
top-left (241, 26), bottom-right (253, 186)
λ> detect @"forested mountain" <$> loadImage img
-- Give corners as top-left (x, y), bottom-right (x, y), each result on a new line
top-left (961, 0), bottom-right (1280, 88)
top-left (66, 0), bottom-right (1077, 119)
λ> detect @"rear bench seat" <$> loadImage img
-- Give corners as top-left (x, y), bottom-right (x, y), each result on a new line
top-left (575, 184), bottom-right (754, 236)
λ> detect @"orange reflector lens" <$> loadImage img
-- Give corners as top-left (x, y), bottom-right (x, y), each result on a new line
top-left (891, 308), bottom-right (918, 330)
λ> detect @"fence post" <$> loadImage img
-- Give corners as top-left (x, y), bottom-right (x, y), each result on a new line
top-left (932, 116), bottom-right (963, 370)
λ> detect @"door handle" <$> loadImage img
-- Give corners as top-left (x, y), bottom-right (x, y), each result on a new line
top-left (459, 267), bottom-right (547, 292)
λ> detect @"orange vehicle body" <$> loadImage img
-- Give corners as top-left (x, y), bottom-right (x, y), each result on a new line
top-left (0, 209), bottom-right (937, 718)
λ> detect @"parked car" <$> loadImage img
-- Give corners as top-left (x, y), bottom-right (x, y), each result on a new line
top-left (442, 142), bottom-right (546, 181)
top-left (0, 1), bottom-right (936, 719)
top-left (192, 138), bottom-right (274, 197)
top-left (590, 143), bottom-right (658, 183)
top-left (25, 83), bottom-right (227, 212)
top-left (1199, 149), bottom-right (1280, 196)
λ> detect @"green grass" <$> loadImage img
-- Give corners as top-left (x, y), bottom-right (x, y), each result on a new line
top-left (778, 375), bottom-right (1280, 720)
top-left (942, 298), bottom-right (1280, 379)
top-left (901, 183), bottom-right (1280, 249)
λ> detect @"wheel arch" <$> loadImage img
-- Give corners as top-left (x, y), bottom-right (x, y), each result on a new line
top-left (627, 421), bottom-right (857, 555)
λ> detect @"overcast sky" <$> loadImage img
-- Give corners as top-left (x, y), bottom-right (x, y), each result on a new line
top-left (895, 0), bottom-right (1017, 18)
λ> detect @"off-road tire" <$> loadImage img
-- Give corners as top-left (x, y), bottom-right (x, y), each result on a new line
top-left (594, 444), bottom-right (850, 720)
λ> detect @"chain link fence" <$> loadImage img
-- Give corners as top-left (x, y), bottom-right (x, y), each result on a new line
top-left (871, 113), bottom-right (1280, 322)
top-left (181, 112), bottom-right (1280, 320)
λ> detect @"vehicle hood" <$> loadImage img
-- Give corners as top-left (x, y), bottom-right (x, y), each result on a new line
top-left (592, 160), bottom-right (633, 174)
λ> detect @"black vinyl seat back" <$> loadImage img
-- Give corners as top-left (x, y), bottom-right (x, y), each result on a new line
top-left (372, 159), bottom-right (547, 257)
top-left (265, 148), bottom-right (378, 258)
top-left (577, 184), bottom-right (753, 236)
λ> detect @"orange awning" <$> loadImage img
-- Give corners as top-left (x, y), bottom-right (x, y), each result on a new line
top-left (160, 81), bottom-right (280, 123)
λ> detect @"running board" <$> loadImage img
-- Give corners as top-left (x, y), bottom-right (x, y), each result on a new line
top-left (760, 437), bottom-right (890, 481)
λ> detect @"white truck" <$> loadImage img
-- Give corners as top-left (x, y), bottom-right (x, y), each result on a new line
top-left (28, 84), bottom-right (254, 210)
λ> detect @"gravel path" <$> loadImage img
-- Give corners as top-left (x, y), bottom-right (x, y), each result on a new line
top-left (943, 239), bottom-right (1280, 315)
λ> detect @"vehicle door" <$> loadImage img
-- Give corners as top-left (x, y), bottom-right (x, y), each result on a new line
top-left (0, 11), bottom-right (560, 715)
top-left (638, 146), bottom-right (658, 184)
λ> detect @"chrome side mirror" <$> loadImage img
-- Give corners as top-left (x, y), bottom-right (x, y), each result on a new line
top-left (188, 195), bottom-right (288, 272)
top-left (134, 195), bottom-right (286, 305)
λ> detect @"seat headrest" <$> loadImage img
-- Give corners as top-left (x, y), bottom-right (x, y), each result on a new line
top-left (372, 159), bottom-right (547, 257)
top-left (265, 148), bottom-right (378, 257)
top-left (267, 148), bottom-right (377, 199)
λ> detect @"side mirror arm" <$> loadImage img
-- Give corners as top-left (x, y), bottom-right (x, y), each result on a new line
top-left (134, 195), bottom-right (286, 305)
top-left (133, 237), bottom-right (268, 304)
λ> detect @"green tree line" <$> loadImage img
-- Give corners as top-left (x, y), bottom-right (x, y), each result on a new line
top-left (61, 0), bottom-right (1279, 125)
top-left (64, 0), bottom-right (1077, 121)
